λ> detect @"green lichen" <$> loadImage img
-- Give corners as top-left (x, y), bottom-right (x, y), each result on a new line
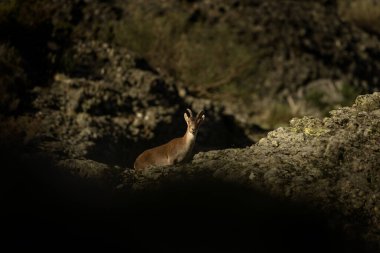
top-left (354, 92), bottom-right (380, 112)
top-left (303, 127), bottom-right (330, 136)
top-left (290, 116), bottom-right (330, 136)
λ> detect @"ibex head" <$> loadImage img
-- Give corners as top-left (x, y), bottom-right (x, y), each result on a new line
top-left (184, 108), bottom-right (205, 135)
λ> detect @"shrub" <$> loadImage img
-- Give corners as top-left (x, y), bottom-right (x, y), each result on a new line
top-left (0, 43), bottom-right (26, 114)
top-left (338, 0), bottom-right (380, 35)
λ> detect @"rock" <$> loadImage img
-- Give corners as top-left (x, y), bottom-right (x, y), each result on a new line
top-left (57, 159), bottom-right (112, 180)
top-left (81, 0), bottom-right (380, 128)
top-left (0, 44), bottom-right (27, 114)
top-left (132, 92), bottom-right (380, 251)
top-left (31, 70), bottom-right (182, 166)
top-left (2, 1), bottom-right (380, 251)
top-left (29, 41), bottom-right (252, 167)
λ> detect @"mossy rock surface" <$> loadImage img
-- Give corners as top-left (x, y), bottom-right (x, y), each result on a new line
top-left (132, 92), bottom-right (380, 251)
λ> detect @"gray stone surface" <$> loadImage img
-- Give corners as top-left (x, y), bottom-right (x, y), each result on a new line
top-left (131, 92), bottom-right (380, 250)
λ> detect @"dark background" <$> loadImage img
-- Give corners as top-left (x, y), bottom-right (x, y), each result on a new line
top-left (1, 0), bottom-right (380, 252)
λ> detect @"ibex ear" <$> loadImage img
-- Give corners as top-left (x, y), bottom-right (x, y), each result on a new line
top-left (184, 112), bottom-right (189, 123)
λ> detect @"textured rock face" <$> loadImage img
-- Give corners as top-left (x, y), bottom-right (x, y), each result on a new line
top-left (101, 0), bottom-right (380, 128)
top-left (0, 44), bottom-right (27, 114)
top-left (1, 0), bottom-right (380, 129)
top-left (28, 41), bottom-right (251, 167)
top-left (131, 92), bottom-right (380, 251)
top-left (1, 1), bottom-right (380, 251)
top-left (32, 70), bottom-right (181, 165)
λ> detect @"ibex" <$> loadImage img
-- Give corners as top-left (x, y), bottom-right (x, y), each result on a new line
top-left (134, 109), bottom-right (205, 170)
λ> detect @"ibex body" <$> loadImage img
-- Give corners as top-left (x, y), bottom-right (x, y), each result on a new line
top-left (134, 109), bottom-right (205, 171)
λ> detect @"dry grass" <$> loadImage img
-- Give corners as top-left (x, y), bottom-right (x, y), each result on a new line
top-left (112, 2), bottom-right (261, 95)
top-left (338, 0), bottom-right (380, 35)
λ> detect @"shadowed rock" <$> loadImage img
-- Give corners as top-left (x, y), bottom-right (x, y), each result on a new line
top-left (131, 92), bottom-right (380, 252)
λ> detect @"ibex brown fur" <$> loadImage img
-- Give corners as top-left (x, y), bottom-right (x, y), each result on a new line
top-left (134, 109), bottom-right (205, 170)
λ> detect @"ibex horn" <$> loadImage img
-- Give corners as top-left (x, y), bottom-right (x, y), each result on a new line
top-left (196, 110), bottom-right (204, 118)
top-left (186, 108), bottom-right (193, 118)
top-left (196, 110), bottom-right (205, 121)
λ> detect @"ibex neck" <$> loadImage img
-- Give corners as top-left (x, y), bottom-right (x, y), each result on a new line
top-left (184, 131), bottom-right (196, 143)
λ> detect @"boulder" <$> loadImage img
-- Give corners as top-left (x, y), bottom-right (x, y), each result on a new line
top-left (30, 41), bottom-right (252, 168)
top-left (131, 92), bottom-right (380, 251)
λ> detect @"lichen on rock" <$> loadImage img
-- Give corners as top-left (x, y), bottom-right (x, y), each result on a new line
top-left (131, 92), bottom-right (380, 251)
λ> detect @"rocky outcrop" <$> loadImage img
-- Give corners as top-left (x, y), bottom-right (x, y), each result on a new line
top-left (130, 92), bottom-right (380, 251)
top-left (1, 1), bottom-right (380, 251)
top-left (100, 0), bottom-right (380, 128)
top-left (2, 92), bottom-right (379, 252)
top-left (28, 41), bottom-right (252, 168)
top-left (0, 44), bottom-right (27, 114)
top-left (2, 0), bottom-right (380, 130)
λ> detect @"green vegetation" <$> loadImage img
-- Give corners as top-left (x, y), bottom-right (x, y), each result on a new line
top-left (0, 0), bottom-right (60, 28)
top-left (305, 82), bottom-right (361, 115)
top-left (338, 0), bottom-right (380, 35)
top-left (113, 6), bottom-right (260, 94)
top-left (0, 0), bottom-right (17, 24)
top-left (0, 0), bottom-right (373, 129)
top-left (0, 43), bottom-right (26, 113)
top-left (265, 102), bottom-right (296, 129)
top-left (340, 82), bottom-right (362, 106)
top-left (109, 2), bottom-right (278, 125)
